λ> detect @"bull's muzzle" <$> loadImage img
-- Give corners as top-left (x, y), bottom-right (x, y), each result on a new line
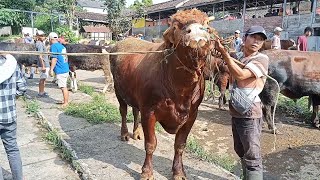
top-left (184, 23), bottom-right (210, 49)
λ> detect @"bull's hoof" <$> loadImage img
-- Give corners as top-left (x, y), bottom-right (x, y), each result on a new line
top-left (121, 133), bottom-right (130, 141)
top-left (312, 123), bottom-right (320, 128)
top-left (173, 175), bottom-right (187, 180)
top-left (140, 173), bottom-right (154, 180)
top-left (133, 127), bottom-right (143, 140)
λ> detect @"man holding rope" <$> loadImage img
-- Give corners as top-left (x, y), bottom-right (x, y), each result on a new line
top-left (48, 32), bottom-right (70, 108)
top-left (36, 31), bottom-right (50, 98)
top-left (215, 26), bottom-right (269, 180)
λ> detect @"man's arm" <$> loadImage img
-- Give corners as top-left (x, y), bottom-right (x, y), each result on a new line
top-left (15, 66), bottom-right (27, 96)
top-left (49, 45), bottom-right (58, 76)
top-left (297, 37), bottom-right (301, 51)
top-left (215, 40), bottom-right (255, 81)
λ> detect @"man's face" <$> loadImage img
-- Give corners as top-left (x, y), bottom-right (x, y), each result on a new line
top-left (235, 32), bottom-right (240, 38)
top-left (306, 31), bottom-right (312, 36)
top-left (244, 34), bottom-right (265, 52)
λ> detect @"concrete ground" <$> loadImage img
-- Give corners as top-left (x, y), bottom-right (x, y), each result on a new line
top-left (22, 70), bottom-right (238, 180)
top-left (0, 100), bottom-right (80, 180)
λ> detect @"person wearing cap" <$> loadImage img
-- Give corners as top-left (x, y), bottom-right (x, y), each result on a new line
top-left (0, 54), bottom-right (26, 180)
top-left (36, 31), bottom-right (50, 98)
top-left (234, 30), bottom-right (243, 52)
top-left (48, 32), bottom-right (70, 107)
top-left (215, 25), bottom-right (269, 180)
top-left (297, 26), bottom-right (312, 51)
top-left (271, 27), bottom-right (283, 49)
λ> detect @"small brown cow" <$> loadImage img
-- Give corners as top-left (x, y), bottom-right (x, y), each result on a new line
top-left (109, 9), bottom-right (214, 179)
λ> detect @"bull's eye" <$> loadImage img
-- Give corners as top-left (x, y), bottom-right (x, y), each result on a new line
top-left (186, 29), bottom-right (191, 33)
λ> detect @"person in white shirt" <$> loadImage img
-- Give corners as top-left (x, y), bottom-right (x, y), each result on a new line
top-left (271, 27), bottom-right (282, 49)
top-left (234, 30), bottom-right (243, 52)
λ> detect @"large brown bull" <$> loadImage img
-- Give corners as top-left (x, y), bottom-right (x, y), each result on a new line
top-left (109, 9), bottom-right (214, 179)
top-left (260, 50), bottom-right (320, 131)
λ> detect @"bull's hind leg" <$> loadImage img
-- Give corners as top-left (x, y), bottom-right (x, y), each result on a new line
top-left (133, 107), bottom-right (143, 140)
top-left (116, 94), bottom-right (130, 141)
top-left (141, 111), bottom-right (157, 180)
top-left (172, 111), bottom-right (197, 180)
top-left (310, 96), bottom-right (320, 128)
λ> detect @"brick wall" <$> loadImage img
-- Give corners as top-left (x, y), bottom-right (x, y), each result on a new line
top-left (211, 19), bottom-right (244, 37)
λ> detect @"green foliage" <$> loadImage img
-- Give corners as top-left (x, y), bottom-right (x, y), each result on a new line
top-left (34, 14), bottom-right (59, 32)
top-left (105, 0), bottom-right (131, 39)
top-left (277, 96), bottom-right (313, 122)
top-left (186, 135), bottom-right (235, 172)
top-left (25, 100), bottom-right (40, 115)
top-left (130, 0), bottom-right (153, 18)
top-left (65, 94), bottom-right (134, 124)
top-left (55, 25), bottom-right (79, 43)
top-left (79, 84), bottom-right (95, 96)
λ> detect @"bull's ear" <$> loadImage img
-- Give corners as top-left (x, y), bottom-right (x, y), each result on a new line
top-left (163, 27), bottom-right (175, 48)
top-left (208, 16), bottom-right (215, 21)
top-left (163, 17), bottom-right (175, 48)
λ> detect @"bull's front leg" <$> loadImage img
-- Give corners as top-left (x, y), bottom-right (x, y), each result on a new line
top-left (141, 111), bottom-right (157, 180)
top-left (172, 110), bottom-right (197, 180)
top-left (133, 107), bottom-right (143, 140)
top-left (311, 104), bottom-right (319, 128)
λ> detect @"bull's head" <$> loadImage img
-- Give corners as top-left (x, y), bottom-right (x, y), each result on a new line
top-left (163, 9), bottom-right (214, 52)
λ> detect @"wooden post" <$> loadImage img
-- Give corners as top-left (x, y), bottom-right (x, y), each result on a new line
top-left (283, 0), bottom-right (287, 17)
top-left (144, 14), bottom-right (146, 37)
top-left (242, 0), bottom-right (246, 32)
top-left (31, 12), bottom-right (34, 36)
top-left (223, 2), bottom-right (225, 17)
top-left (158, 12), bottom-right (161, 38)
top-left (311, 0), bottom-right (317, 24)
top-left (50, 15), bottom-right (54, 32)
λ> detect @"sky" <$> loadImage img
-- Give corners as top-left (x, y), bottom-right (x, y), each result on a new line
top-left (126, 0), bottom-right (169, 7)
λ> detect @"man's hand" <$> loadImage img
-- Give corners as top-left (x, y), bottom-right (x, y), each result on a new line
top-left (214, 39), bottom-right (227, 55)
top-left (49, 69), bottom-right (54, 77)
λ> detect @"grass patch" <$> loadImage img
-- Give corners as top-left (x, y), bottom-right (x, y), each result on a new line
top-left (186, 135), bottom-right (235, 172)
top-left (44, 129), bottom-right (73, 162)
top-left (79, 84), bottom-right (95, 96)
top-left (65, 94), bottom-right (133, 124)
top-left (277, 95), bottom-right (313, 122)
top-left (25, 99), bottom-right (40, 115)
top-left (155, 122), bottom-right (164, 132)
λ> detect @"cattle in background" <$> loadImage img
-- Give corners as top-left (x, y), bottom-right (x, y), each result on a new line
top-left (204, 57), bottom-right (230, 109)
top-left (261, 39), bottom-right (296, 51)
top-left (64, 44), bottom-right (113, 92)
top-left (108, 9), bottom-right (214, 179)
top-left (260, 50), bottom-right (320, 131)
top-left (0, 42), bottom-right (38, 66)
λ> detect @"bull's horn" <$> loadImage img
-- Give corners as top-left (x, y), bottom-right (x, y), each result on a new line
top-left (208, 16), bottom-right (215, 21)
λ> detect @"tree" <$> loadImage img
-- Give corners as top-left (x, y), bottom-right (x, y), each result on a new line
top-left (45, 0), bottom-right (76, 30)
top-left (0, 0), bottom-right (36, 34)
top-left (130, 0), bottom-right (153, 18)
top-left (105, 0), bottom-right (131, 39)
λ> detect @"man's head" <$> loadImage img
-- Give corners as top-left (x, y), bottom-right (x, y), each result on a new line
top-left (274, 27), bottom-right (283, 35)
top-left (235, 30), bottom-right (241, 38)
top-left (48, 32), bottom-right (59, 44)
top-left (243, 26), bottom-right (267, 53)
top-left (37, 31), bottom-right (46, 41)
top-left (304, 27), bottom-right (313, 36)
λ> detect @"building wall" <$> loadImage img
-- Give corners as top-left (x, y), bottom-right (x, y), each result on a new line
top-left (0, 26), bottom-right (12, 36)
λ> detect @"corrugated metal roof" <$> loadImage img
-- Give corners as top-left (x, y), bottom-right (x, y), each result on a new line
top-left (82, 26), bottom-right (111, 33)
top-left (77, 0), bottom-right (107, 9)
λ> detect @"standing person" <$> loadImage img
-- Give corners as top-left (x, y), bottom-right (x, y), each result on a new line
top-left (297, 27), bottom-right (312, 51)
top-left (215, 26), bottom-right (269, 180)
top-left (234, 30), bottom-right (243, 52)
top-left (271, 27), bottom-right (283, 49)
top-left (36, 31), bottom-right (50, 97)
top-left (0, 54), bottom-right (26, 180)
top-left (48, 32), bottom-right (70, 107)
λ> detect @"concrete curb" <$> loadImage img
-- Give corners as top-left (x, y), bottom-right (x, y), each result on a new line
top-left (35, 111), bottom-right (96, 180)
